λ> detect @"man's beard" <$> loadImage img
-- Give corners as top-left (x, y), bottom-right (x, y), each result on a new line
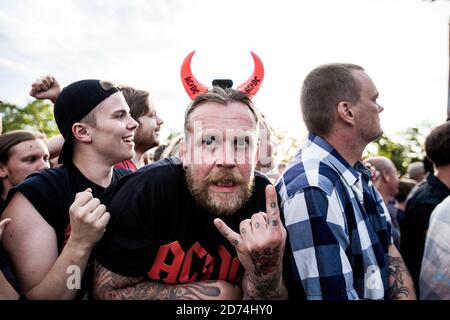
top-left (185, 166), bottom-right (255, 216)
top-left (134, 129), bottom-right (158, 153)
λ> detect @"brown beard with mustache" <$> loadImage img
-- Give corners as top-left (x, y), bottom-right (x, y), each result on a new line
top-left (185, 166), bottom-right (255, 216)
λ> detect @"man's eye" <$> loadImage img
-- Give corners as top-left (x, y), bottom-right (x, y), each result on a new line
top-left (203, 136), bottom-right (215, 146)
top-left (236, 137), bottom-right (249, 148)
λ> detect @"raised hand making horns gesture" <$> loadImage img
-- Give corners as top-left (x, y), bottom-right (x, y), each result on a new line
top-left (214, 185), bottom-right (288, 299)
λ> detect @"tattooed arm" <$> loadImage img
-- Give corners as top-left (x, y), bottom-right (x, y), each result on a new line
top-left (93, 261), bottom-right (242, 300)
top-left (214, 185), bottom-right (288, 300)
top-left (240, 250), bottom-right (288, 300)
top-left (387, 244), bottom-right (416, 300)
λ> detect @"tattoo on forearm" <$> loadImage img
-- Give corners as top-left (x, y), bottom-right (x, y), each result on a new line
top-left (243, 272), bottom-right (287, 300)
top-left (241, 244), bottom-right (288, 300)
top-left (93, 261), bottom-right (222, 300)
top-left (254, 275), bottom-right (278, 297)
top-left (388, 256), bottom-right (411, 300)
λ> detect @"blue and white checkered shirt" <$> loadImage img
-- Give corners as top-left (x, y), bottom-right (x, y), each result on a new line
top-left (276, 134), bottom-right (392, 300)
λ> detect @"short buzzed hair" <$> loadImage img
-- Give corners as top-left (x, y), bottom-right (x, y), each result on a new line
top-left (78, 80), bottom-right (118, 128)
top-left (407, 161), bottom-right (425, 181)
top-left (300, 63), bottom-right (364, 136)
top-left (365, 156), bottom-right (396, 174)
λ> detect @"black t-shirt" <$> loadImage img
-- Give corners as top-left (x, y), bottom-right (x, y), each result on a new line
top-left (96, 157), bottom-right (271, 285)
top-left (0, 197), bottom-right (20, 293)
top-left (4, 162), bottom-right (130, 298)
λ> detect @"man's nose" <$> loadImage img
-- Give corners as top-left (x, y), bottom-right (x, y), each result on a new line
top-left (127, 115), bottom-right (139, 130)
top-left (215, 145), bottom-right (236, 168)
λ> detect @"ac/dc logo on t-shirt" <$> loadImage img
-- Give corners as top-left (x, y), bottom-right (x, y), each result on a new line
top-left (147, 241), bottom-right (241, 284)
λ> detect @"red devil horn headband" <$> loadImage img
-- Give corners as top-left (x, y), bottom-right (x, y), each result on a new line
top-left (180, 50), bottom-right (264, 100)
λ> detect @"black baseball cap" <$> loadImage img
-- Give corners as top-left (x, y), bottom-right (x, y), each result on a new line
top-left (54, 79), bottom-right (120, 164)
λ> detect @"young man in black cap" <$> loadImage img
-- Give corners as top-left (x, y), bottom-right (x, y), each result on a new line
top-left (29, 75), bottom-right (164, 170)
top-left (1, 80), bottom-right (139, 299)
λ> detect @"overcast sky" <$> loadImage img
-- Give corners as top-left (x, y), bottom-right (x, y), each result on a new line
top-left (0, 0), bottom-right (449, 142)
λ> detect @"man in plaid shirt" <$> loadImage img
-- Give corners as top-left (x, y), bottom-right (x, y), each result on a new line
top-left (277, 63), bottom-right (416, 300)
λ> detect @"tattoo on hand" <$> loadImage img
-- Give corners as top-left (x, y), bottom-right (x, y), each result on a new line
top-left (270, 219), bottom-right (279, 227)
top-left (254, 222), bottom-right (260, 229)
top-left (249, 247), bottom-right (280, 277)
top-left (270, 202), bottom-right (276, 208)
top-left (388, 256), bottom-right (411, 300)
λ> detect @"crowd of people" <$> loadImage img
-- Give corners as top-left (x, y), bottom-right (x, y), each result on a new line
top-left (0, 60), bottom-right (449, 300)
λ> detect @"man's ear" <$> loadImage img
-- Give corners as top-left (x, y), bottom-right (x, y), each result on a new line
top-left (337, 101), bottom-right (355, 126)
top-left (0, 162), bottom-right (8, 179)
top-left (72, 123), bottom-right (92, 143)
top-left (381, 170), bottom-right (390, 183)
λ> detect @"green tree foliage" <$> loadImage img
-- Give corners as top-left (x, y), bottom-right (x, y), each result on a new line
top-left (366, 125), bottom-right (431, 175)
top-left (0, 100), bottom-right (59, 137)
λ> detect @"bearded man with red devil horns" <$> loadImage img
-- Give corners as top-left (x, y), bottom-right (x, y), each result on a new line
top-left (93, 51), bottom-right (288, 300)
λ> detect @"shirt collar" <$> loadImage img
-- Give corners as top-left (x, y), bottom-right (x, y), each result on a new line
top-left (305, 133), bottom-right (365, 186)
top-left (426, 173), bottom-right (450, 193)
